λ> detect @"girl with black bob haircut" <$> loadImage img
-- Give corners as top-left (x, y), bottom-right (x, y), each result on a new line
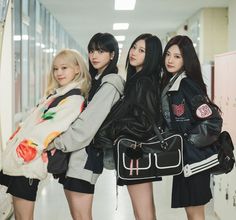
top-left (86, 32), bottom-right (120, 102)
top-left (161, 35), bottom-right (222, 220)
top-left (108, 33), bottom-right (163, 220)
top-left (88, 32), bottom-right (119, 77)
top-left (50, 32), bottom-right (124, 220)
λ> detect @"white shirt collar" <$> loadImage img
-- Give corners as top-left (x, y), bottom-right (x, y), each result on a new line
top-left (169, 72), bottom-right (187, 91)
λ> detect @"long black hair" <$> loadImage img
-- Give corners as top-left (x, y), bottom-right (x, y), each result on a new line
top-left (162, 35), bottom-right (220, 111)
top-left (125, 33), bottom-right (163, 83)
top-left (162, 35), bottom-right (206, 93)
top-left (87, 32), bottom-right (119, 78)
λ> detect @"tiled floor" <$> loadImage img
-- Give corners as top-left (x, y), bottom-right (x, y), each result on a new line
top-left (30, 169), bottom-right (220, 220)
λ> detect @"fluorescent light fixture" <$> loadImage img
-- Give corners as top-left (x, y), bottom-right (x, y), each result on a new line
top-left (13, 35), bottom-right (29, 41)
top-left (43, 48), bottom-right (54, 53)
top-left (22, 35), bottom-right (29, 40)
top-left (115, 35), bottom-right (126, 41)
top-left (13, 35), bottom-right (21, 41)
top-left (115, 0), bottom-right (136, 10)
top-left (113, 23), bottom-right (129, 30)
top-left (118, 43), bottom-right (123, 49)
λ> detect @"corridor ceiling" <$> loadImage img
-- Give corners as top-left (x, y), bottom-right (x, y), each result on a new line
top-left (38, 0), bottom-right (229, 67)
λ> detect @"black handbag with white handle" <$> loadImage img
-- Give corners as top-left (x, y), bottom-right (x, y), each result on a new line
top-left (115, 127), bottom-right (184, 182)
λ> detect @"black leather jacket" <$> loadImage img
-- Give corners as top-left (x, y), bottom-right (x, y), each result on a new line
top-left (109, 75), bottom-right (161, 141)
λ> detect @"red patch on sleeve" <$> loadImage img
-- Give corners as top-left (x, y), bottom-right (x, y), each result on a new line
top-left (196, 104), bottom-right (212, 118)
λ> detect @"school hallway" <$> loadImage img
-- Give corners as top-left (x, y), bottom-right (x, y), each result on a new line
top-left (1, 1), bottom-right (236, 220)
top-left (31, 170), bottom-right (220, 220)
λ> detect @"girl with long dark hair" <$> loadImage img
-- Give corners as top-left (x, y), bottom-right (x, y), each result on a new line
top-left (161, 35), bottom-right (222, 220)
top-left (109, 33), bottom-right (163, 220)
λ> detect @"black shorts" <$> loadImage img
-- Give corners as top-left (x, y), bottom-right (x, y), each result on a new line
top-left (0, 170), bottom-right (10, 186)
top-left (59, 176), bottom-right (94, 194)
top-left (0, 171), bottom-right (40, 202)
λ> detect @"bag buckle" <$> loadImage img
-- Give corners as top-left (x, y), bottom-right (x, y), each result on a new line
top-left (131, 142), bottom-right (141, 149)
top-left (161, 141), bottom-right (168, 150)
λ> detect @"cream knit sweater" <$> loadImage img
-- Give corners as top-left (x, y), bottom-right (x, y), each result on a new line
top-left (2, 82), bottom-right (84, 180)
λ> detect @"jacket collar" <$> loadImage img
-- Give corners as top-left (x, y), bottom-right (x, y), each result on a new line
top-left (55, 82), bottom-right (80, 96)
top-left (169, 71), bottom-right (187, 91)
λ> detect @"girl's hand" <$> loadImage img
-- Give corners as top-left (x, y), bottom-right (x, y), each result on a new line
top-left (45, 142), bottom-right (55, 151)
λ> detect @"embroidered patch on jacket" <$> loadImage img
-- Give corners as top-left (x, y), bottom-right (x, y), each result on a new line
top-left (172, 104), bottom-right (185, 117)
top-left (196, 104), bottom-right (212, 118)
top-left (16, 139), bottom-right (38, 162)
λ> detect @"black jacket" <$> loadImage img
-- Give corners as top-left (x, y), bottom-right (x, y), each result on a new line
top-left (108, 75), bottom-right (161, 141)
top-left (161, 72), bottom-right (222, 177)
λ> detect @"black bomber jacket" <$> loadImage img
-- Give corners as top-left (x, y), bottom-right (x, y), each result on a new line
top-left (161, 72), bottom-right (223, 177)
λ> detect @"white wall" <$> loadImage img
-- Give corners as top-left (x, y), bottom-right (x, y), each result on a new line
top-left (176, 8), bottom-right (228, 64)
top-left (213, 51), bottom-right (236, 220)
top-left (0, 2), bottom-right (13, 150)
top-left (201, 8), bottom-right (228, 63)
top-left (211, 2), bottom-right (236, 219)
top-left (228, 0), bottom-right (236, 50)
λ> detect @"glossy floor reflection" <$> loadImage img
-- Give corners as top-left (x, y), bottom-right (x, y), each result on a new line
top-left (32, 169), bottom-right (220, 220)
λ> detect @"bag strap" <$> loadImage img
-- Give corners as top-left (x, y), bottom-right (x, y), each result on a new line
top-left (96, 81), bottom-right (123, 96)
top-left (132, 103), bottom-right (168, 149)
top-left (148, 115), bottom-right (169, 150)
top-left (44, 88), bottom-right (81, 113)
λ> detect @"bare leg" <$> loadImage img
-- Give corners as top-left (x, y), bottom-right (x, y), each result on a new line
top-left (13, 196), bottom-right (35, 220)
top-left (64, 189), bottom-right (93, 220)
top-left (127, 182), bottom-right (156, 220)
top-left (185, 205), bottom-right (205, 220)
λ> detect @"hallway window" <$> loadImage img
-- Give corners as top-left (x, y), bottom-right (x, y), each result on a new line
top-left (13, 0), bottom-right (83, 126)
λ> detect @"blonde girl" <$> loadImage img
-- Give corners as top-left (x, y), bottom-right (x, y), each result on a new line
top-left (0, 48), bottom-right (91, 220)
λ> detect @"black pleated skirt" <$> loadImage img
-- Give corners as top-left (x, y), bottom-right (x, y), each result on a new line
top-left (172, 170), bottom-right (212, 208)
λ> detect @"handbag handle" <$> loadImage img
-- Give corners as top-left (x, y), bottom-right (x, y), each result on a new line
top-left (151, 118), bottom-right (169, 150)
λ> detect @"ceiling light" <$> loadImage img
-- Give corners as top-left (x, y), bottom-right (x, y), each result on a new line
top-left (115, 0), bottom-right (136, 10)
top-left (113, 23), bottom-right (129, 30)
top-left (119, 43), bottom-right (123, 49)
top-left (115, 35), bottom-right (126, 41)
top-left (119, 50), bottom-right (122, 56)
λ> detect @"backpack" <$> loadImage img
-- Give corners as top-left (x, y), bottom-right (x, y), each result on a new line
top-left (46, 89), bottom-right (81, 178)
top-left (93, 85), bottom-right (125, 170)
top-left (211, 131), bottom-right (235, 175)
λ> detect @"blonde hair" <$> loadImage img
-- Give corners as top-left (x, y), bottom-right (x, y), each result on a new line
top-left (45, 49), bottom-right (91, 97)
